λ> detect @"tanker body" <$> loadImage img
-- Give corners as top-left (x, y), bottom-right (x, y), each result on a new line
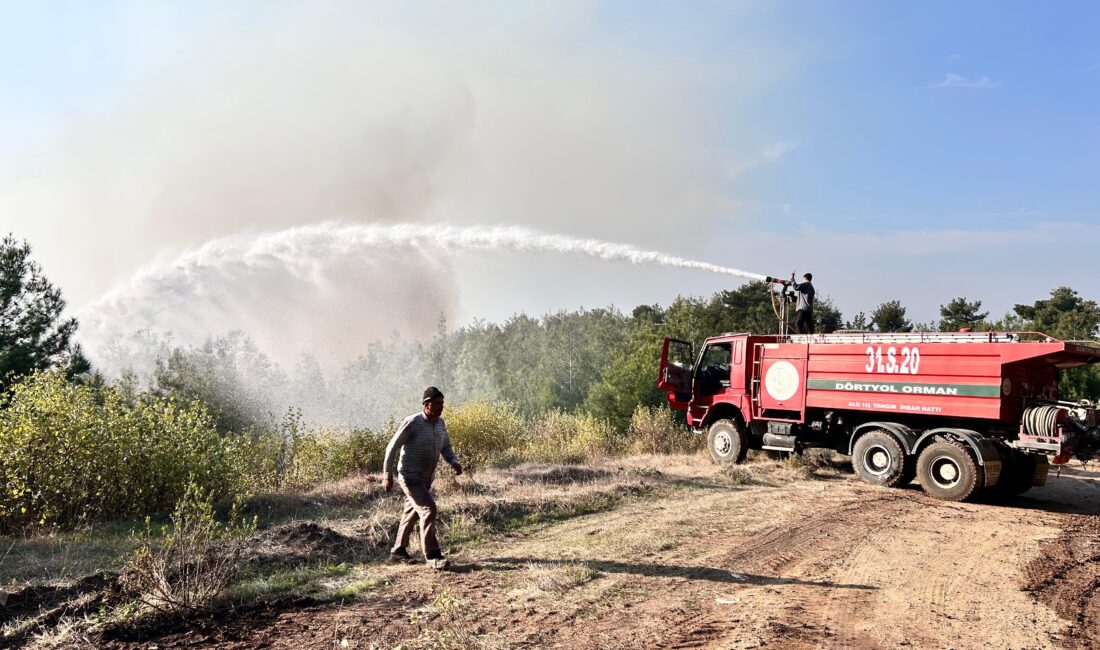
top-left (658, 331), bottom-right (1100, 501)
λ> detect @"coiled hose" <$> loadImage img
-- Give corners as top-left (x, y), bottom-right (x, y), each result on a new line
top-left (1022, 405), bottom-right (1064, 437)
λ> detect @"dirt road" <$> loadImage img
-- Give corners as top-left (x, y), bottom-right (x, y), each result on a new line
top-left (105, 457), bottom-right (1100, 650)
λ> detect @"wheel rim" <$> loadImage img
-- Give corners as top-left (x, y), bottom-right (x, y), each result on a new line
top-left (929, 455), bottom-right (962, 489)
top-left (862, 444), bottom-right (893, 476)
top-left (714, 431), bottom-right (733, 456)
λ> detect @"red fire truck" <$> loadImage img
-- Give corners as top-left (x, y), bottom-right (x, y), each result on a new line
top-left (658, 330), bottom-right (1100, 501)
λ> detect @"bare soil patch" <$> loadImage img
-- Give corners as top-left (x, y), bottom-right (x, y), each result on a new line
top-left (1023, 467), bottom-right (1100, 650)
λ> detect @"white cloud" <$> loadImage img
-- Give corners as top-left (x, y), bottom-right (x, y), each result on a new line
top-left (725, 140), bottom-right (797, 177)
top-left (928, 73), bottom-right (1001, 89)
top-left (762, 141), bottom-right (797, 161)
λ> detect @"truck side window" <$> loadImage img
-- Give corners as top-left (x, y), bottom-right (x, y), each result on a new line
top-left (668, 340), bottom-right (693, 369)
top-left (696, 343), bottom-right (732, 394)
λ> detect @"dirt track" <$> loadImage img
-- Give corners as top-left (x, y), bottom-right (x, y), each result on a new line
top-left (104, 458), bottom-right (1100, 650)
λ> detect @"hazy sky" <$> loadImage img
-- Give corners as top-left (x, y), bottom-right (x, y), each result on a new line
top-left (1, 1), bottom-right (1098, 362)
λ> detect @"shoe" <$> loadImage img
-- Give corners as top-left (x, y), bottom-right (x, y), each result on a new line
top-left (389, 548), bottom-right (414, 563)
top-left (428, 557), bottom-right (450, 570)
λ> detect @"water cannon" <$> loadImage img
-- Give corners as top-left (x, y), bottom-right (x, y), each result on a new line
top-left (764, 272), bottom-right (797, 288)
top-left (764, 272), bottom-right (799, 336)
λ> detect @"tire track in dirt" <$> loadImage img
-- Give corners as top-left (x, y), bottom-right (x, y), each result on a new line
top-left (657, 489), bottom-right (909, 649)
top-left (657, 482), bottom-right (1076, 650)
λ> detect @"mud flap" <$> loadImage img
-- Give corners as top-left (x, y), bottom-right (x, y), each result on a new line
top-left (975, 438), bottom-right (1002, 487)
top-left (1032, 455), bottom-right (1050, 487)
top-left (982, 459), bottom-right (1001, 487)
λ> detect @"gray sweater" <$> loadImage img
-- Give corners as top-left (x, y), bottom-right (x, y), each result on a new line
top-left (383, 412), bottom-right (460, 481)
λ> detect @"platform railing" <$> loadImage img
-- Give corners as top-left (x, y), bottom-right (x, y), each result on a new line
top-left (784, 331), bottom-right (1061, 345)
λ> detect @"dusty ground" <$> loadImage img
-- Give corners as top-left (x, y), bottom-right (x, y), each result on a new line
top-left (7, 455), bottom-right (1100, 649)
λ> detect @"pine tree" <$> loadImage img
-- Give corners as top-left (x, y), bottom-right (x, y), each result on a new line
top-left (870, 300), bottom-right (913, 332)
top-left (0, 235), bottom-right (80, 388)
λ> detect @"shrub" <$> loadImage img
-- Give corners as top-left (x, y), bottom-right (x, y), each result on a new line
top-left (0, 372), bottom-right (245, 531)
top-left (626, 405), bottom-right (697, 455)
top-left (526, 410), bottom-right (622, 463)
top-left (719, 465), bottom-right (754, 485)
top-left (524, 410), bottom-right (584, 464)
top-left (286, 427), bottom-right (388, 488)
top-left (124, 483), bottom-right (256, 614)
top-left (229, 409), bottom-right (390, 492)
top-left (444, 400), bottom-right (525, 470)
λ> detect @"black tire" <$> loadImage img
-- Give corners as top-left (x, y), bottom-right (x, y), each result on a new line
top-left (852, 430), bottom-right (910, 488)
top-left (993, 448), bottom-right (1038, 496)
top-left (916, 439), bottom-right (984, 502)
top-left (707, 419), bottom-right (748, 464)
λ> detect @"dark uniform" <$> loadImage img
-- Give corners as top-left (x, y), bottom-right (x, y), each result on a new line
top-left (793, 281), bottom-right (815, 334)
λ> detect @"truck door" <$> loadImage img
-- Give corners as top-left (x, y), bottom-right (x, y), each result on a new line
top-left (659, 338), bottom-right (694, 405)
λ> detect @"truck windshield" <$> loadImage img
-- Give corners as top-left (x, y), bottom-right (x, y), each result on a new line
top-left (696, 343), bottom-right (732, 394)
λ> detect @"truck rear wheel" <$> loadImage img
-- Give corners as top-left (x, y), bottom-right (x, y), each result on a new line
top-left (916, 439), bottom-right (983, 502)
top-left (707, 419), bottom-right (748, 464)
top-left (852, 430), bottom-right (910, 488)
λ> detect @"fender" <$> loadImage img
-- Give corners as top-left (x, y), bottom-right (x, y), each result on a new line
top-left (700, 401), bottom-right (746, 430)
top-left (915, 428), bottom-right (1002, 487)
top-left (848, 422), bottom-right (919, 455)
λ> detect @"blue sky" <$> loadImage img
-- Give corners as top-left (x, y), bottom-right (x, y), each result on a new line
top-left (0, 1), bottom-right (1097, 356)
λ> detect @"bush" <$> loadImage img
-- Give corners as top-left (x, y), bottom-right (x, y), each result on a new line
top-left (228, 408), bottom-right (389, 492)
top-left (526, 410), bottom-right (622, 463)
top-left (286, 427), bottom-right (388, 488)
top-left (124, 483), bottom-right (256, 614)
top-left (626, 405), bottom-right (697, 455)
top-left (444, 400), bottom-right (525, 470)
top-left (0, 372), bottom-right (246, 531)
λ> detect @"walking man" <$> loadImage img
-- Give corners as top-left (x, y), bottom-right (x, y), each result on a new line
top-left (383, 386), bottom-right (463, 570)
top-left (793, 273), bottom-right (815, 334)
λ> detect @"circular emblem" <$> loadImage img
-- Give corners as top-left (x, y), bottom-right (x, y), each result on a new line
top-left (1002, 378), bottom-right (1012, 395)
top-left (765, 361), bottom-right (800, 401)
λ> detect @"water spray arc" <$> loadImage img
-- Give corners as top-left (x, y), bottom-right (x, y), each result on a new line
top-left (77, 221), bottom-right (765, 373)
top-left (405, 223), bottom-right (767, 280)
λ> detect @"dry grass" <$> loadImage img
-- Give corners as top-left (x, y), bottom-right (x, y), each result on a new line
top-left (781, 449), bottom-right (848, 480)
top-left (718, 465), bottom-right (755, 485)
top-left (22, 612), bottom-right (100, 650)
top-left (407, 588), bottom-right (507, 650)
top-left (522, 561), bottom-right (600, 595)
top-left (0, 524), bottom-right (140, 585)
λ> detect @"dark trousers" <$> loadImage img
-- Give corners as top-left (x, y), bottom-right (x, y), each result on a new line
top-left (795, 309), bottom-right (814, 334)
top-left (392, 477), bottom-right (440, 559)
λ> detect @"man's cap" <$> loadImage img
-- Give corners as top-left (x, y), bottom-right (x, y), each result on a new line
top-left (423, 386), bottom-right (445, 403)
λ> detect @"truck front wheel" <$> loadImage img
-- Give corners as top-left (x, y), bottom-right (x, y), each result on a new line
top-left (707, 419), bottom-right (748, 464)
top-left (852, 430), bottom-right (910, 488)
top-left (916, 439), bottom-right (983, 502)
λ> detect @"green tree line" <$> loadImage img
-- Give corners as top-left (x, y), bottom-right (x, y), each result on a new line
top-left (2, 233), bottom-right (1100, 528)
top-left (3, 233), bottom-right (1100, 434)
